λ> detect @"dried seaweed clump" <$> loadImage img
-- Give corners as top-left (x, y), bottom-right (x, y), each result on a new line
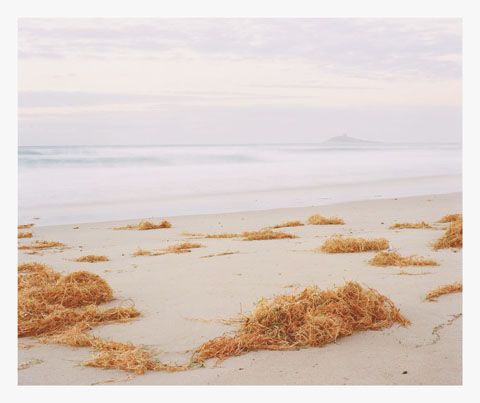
top-left (308, 215), bottom-right (345, 225)
top-left (18, 223), bottom-right (35, 229)
top-left (200, 229), bottom-right (297, 240)
top-left (18, 359), bottom-right (43, 370)
top-left (74, 255), bottom-right (109, 263)
top-left (181, 232), bottom-right (204, 237)
top-left (389, 221), bottom-right (433, 229)
top-left (368, 252), bottom-right (438, 267)
top-left (204, 233), bottom-right (239, 239)
top-left (162, 242), bottom-right (203, 254)
top-left (320, 237), bottom-right (389, 253)
top-left (18, 231), bottom-right (33, 239)
top-left (18, 240), bottom-right (66, 251)
top-left (436, 214), bottom-right (462, 223)
top-left (433, 219), bottom-right (462, 250)
top-left (114, 220), bottom-right (172, 230)
top-left (49, 327), bottom-right (187, 375)
top-left (133, 243), bottom-right (204, 257)
top-left (200, 251), bottom-right (240, 258)
top-left (268, 221), bottom-right (304, 229)
top-left (83, 347), bottom-right (185, 374)
top-left (132, 248), bottom-right (153, 257)
top-left (191, 281), bottom-right (409, 364)
top-left (18, 263), bottom-right (138, 338)
top-left (425, 282), bottom-right (462, 301)
top-left (241, 230), bottom-right (298, 241)
top-left (49, 271), bottom-right (113, 307)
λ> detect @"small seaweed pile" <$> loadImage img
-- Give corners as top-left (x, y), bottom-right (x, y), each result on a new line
top-left (320, 237), bottom-right (389, 253)
top-left (18, 231), bottom-right (33, 239)
top-left (308, 215), bottom-right (344, 225)
top-left (48, 326), bottom-right (186, 375)
top-left (200, 251), bottom-right (240, 258)
top-left (203, 233), bottom-right (239, 239)
top-left (132, 243), bottom-right (204, 257)
top-left (201, 230), bottom-right (297, 240)
top-left (18, 240), bottom-right (66, 251)
top-left (436, 214), bottom-right (462, 223)
top-left (425, 282), bottom-right (462, 301)
top-left (18, 223), bottom-right (35, 229)
top-left (162, 242), bottom-right (203, 254)
top-left (268, 221), bottom-right (304, 229)
top-left (242, 230), bottom-right (298, 241)
top-left (114, 220), bottom-right (172, 230)
top-left (74, 255), bottom-right (109, 263)
top-left (132, 248), bottom-right (153, 257)
top-left (433, 218), bottom-right (462, 250)
top-left (389, 222), bottom-right (433, 229)
top-left (368, 252), bottom-right (438, 267)
top-left (191, 282), bottom-right (409, 364)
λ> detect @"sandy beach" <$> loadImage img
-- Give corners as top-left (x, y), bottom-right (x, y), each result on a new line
top-left (17, 192), bottom-right (462, 385)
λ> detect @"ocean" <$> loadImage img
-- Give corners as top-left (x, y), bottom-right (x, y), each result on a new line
top-left (18, 143), bottom-right (462, 226)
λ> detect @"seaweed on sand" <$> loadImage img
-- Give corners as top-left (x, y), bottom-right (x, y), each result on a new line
top-left (201, 230), bottom-right (298, 240)
top-left (191, 281), bottom-right (409, 364)
top-left (74, 255), bottom-right (109, 263)
top-left (132, 243), bottom-right (204, 257)
top-left (308, 215), bottom-right (344, 225)
top-left (425, 282), bottom-right (462, 301)
top-left (268, 221), bottom-right (304, 229)
top-left (320, 237), bottom-right (389, 253)
top-left (132, 248), bottom-right (153, 257)
top-left (17, 262), bottom-right (186, 374)
top-left (436, 214), bottom-right (462, 223)
top-left (433, 219), bottom-right (462, 250)
top-left (200, 251), bottom-right (240, 258)
top-left (114, 220), bottom-right (172, 230)
top-left (18, 223), bottom-right (35, 229)
top-left (368, 252), bottom-right (438, 267)
top-left (241, 230), bottom-right (298, 241)
top-left (18, 240), bottom-right (66, 251)
top-left (18, 263), bottom-right (138, 338)
top-left (162, 242), bottom-right (203, 253)
top-left (389, 222), bottom-right (433, 229)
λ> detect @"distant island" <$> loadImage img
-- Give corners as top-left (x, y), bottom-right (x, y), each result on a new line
top-left (322, 134), bottom-right (379, 145)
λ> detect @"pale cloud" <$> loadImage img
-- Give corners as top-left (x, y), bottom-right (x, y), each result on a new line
top-left (19, 18), bottom-right (461, 78)
top-left (17, 18), bottom-right (462, 145)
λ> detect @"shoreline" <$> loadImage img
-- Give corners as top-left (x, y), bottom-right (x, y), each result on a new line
top-left (31, 190), bottom-right (462, 231)
top-left (18, 192), bottom-right (462, 385)
top-left (19, 174), bottom-right (461, 227)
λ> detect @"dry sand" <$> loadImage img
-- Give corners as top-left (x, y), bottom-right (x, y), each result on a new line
top-left (17, 192), bottom-right (462, 385)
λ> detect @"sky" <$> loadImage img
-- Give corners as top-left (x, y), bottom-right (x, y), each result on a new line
top-left (18, 18), bottom-right (462, 145)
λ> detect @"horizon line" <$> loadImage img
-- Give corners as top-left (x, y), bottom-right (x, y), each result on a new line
top-left (18, 141), bottom-right (463, 147)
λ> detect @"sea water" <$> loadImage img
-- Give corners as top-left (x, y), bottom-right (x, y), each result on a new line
top-left (18, 143), bottom-right (462, 226)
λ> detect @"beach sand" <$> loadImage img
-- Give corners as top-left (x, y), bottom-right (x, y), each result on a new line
top-left (17, 192), bottom-right (462, 385)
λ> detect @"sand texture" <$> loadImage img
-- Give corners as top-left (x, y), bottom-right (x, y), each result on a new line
top-left (18, 193), bottom-right (462, 385)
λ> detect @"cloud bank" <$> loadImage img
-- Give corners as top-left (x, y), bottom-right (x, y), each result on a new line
top-left (18, 18), bottom-right (462, 145)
